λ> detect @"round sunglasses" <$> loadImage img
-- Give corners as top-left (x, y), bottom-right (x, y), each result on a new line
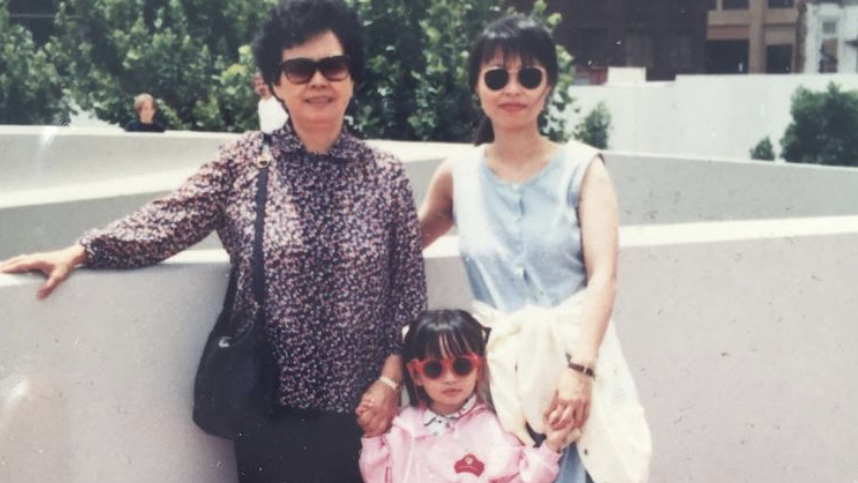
top-left (280, 55), bottom-right (351, 84)
top-left (408, 354), bottom-right (482, 380)
top-left (483, 66), bottom-right (544, 91)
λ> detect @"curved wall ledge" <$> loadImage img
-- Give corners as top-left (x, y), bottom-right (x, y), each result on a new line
top-left (3, 218), bottom-right (858, 483)
top-left (6, 129), bottom-right (858, 258)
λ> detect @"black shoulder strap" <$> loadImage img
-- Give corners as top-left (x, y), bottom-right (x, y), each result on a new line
top-left (251, 135), bottom-right (272, 308)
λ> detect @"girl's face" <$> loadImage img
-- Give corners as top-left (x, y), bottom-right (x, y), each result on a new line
top-left (475, 52), bottom-right (551, 132)
top-left (409, 349), bottom-right (482, 415)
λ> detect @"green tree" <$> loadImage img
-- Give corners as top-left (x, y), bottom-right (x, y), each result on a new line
top-left (50, 0), bottom-right (270, 131)
top-left (572, 102), bottom-right (611, 149)
top-left (40, 0), bottom-right (573, 138)
top-left (0, 0), bottom-right (70, 124)
top-left (749, 136), bottom-right (775, 161)
top-left (781, 83), bottom-right (858, 167)
top-left (350, 0), bottom-right (574, 142)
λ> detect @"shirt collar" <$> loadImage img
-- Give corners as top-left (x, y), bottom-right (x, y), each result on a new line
top-left (270, 119), bottom-right (362, 162)
top-left (421, 395), bottom-right (478, 435)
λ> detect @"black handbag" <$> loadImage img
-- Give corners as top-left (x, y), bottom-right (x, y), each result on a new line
top-left (192, 137), bottom-right (278, 439)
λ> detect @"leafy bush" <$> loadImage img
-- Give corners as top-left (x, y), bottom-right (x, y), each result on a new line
top-left (49, 0), bottom-right (270, 132)
top-left (350, 0), bottom-right (574, 142)
top-left (749, 137), bottom-right (775, 161)
top-left (781, 83), bottom-right (858, 167)
top-left (572, 102), bottom-right (611, 149)
top-left (0, 1), bottom-right (70, 124)
top-left (8, 0), bottom-right (575, 140)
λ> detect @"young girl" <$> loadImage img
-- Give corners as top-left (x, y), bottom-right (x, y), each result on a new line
top-left (359, 310), bottom-right (572, 483)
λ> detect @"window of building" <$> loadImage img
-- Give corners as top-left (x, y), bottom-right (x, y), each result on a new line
top-left (625, 33), bottom-right (654, 69)
top-left (723, 0), bottom-right (749, 9)
top-left (768, 0), bottom-right (794, 8)
top-left (819, 39), bottom-right (839, 73)
top-left (569, 29), bottom-right (610, 67)
top-left (705, 40), bottom-right (749, 74)
top-left (669, 34), bottom-right (694, 72)
top-left (708, 0), bottom-right (718, 11)
top-left (823, 20), bottom-right (839, 36)
top-left (766, 44), bottom-right (793, 73)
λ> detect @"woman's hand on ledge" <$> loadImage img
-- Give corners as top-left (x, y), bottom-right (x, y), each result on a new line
top-left (0, 244), bottom-right (87, 299)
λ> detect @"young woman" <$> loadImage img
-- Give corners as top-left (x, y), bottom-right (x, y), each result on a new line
top-left (419, 15), bottom-right (621, 483)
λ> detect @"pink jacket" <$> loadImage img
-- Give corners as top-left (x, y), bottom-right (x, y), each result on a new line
top-left (359, 402), bottom-right (561, 483)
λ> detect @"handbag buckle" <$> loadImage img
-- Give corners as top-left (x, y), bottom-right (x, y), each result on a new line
top-left (255, 144), bottom-right (274, 168)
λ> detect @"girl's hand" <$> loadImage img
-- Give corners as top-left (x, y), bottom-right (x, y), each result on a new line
top-left (546, 367), bottom-right (593, 431)
top-left (355, 380), bottom-right (398, 437)
top-left (542, 412), bottom-right (575, 452)
top-left (0, 244), bottom-right (86, 299)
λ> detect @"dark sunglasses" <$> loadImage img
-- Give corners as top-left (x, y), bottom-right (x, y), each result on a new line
top-left (280, 55), bottom-right (351, 84)
top-left (408, 354), bottom-right (482, 380)
top-left (483, 66), bottom-right (544, 91)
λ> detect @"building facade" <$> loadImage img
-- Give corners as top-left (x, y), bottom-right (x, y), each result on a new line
top-left (705, 0), bottom-right (803, 74)
top-left (512, 0), bottom-right (710, 84)
top-left (803, 0), bottom-right (858, 73)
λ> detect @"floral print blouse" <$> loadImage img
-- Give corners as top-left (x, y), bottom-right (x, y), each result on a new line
top-left (79, 123), bottom-right (427, 413)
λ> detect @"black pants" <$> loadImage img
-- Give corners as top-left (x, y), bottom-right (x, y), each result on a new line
top-left (234, 407), bottom-right (363, 483)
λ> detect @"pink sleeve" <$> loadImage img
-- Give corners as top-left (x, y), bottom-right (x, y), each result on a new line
top-left (359, 436), bottom-right (393, 483)
top-left (492, 433), bottom-right (562, 483)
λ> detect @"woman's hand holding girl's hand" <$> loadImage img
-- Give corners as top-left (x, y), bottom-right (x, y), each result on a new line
top-left (0, 244), bottom-right (86, 299)
top-left (355, 380), bottom-right (398, 437)
top-left (547, 367), bottom-right (593, 431)
top-left (542, 413), bottom-right (576, 453)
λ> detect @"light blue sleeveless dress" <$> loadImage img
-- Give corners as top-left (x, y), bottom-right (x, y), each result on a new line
top-left (452, 141), bottom-right (601, 483)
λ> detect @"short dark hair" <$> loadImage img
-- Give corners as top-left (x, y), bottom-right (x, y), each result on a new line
top-left (403, 309), bottom-right (488, 406)
top-left (468, 15), bottom-right (558, 144)
top-left (253, 0), bottom-right (365, 87)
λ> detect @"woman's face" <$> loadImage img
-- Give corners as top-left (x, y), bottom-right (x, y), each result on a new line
top-left (475, 53), bottom-right (552, 133)
top-left (138, 100), bottom-right (156, 124)
top-left (272, 30), bottom-right (354, 131)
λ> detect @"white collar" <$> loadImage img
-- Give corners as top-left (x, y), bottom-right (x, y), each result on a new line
top-left (422, 395), bottom-right (477, 435)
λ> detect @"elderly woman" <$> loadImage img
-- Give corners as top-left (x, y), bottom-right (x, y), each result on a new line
top-left (0, 0), bottom-right (426, 482)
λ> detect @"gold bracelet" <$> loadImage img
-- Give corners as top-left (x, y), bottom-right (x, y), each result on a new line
top-left (378, 375), bottom-right (400, 393)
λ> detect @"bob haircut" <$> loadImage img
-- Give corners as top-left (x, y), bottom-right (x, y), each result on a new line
top-left (403, 309), bottom-right (488, 406)
top-left (468, 15), bottom-right (558, 144)
top-left (253, 0), bottom-right (365, 88)
top-left (133, 93), bottom-right (156, 114)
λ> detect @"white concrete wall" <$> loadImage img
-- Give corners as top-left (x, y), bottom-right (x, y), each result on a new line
top-left (4, 128), bottom-right (858, 482)
top-left (8, 148), bottom-right (858, 259)
top-left (3, 218), bottom-right (858, 483)
top-left (7, 129), bottom-right (858, 259)
top-left (569, 73), bottom-right (858, 160)
top-left (0, 128), bottom-right (471, 259)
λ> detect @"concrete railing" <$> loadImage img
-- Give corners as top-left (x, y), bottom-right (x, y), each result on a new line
top-left (0, 127), bottom-right (471, 258)
top-left (6, 128), bottom-right (858, 259)
top-left (4, 219), bottom-right (858, 483)
top-left (3, 127), bottom-right (858, 482)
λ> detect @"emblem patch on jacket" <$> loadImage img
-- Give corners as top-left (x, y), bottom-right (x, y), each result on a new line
top-left (454, 453), bottom-right (485, 476)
